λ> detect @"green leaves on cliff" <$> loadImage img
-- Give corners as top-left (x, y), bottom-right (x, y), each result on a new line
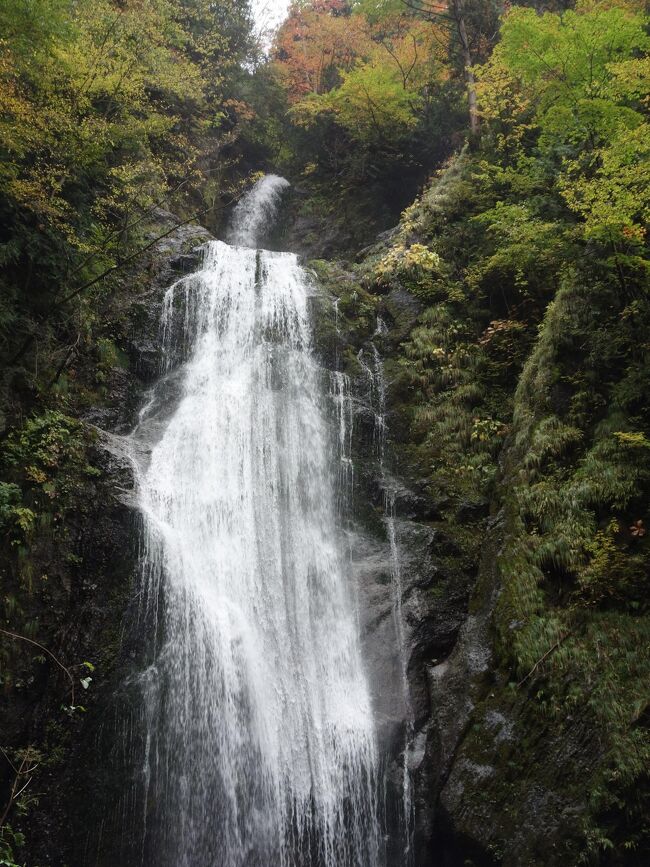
top-left (0, 412), bottom-right (99, 548)
top-left (0, 0), bottom-right (254, 366)
top-left (355, 4), bottom-right (649, 856)
top-left (477, 3), bottom-right (650, 244)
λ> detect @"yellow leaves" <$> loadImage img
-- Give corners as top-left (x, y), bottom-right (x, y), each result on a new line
top-left (275, 2), bottom-right (442, 145)
top-left (273, 5), bottom-right (372, 104)
top-left (558, 122), bottom-right (650, 242)
top-left (376, 241), bottom-right (442, 284)
top-left (402, 243), bottom-right (441, 271)
top-left (0, 0), bottom-right (241, 259)
top-left (478, 319), bottom-right (526, 347)
top-left (470, 416), bottom-right (507, 444)
top-left (475, 4), bottom-right (649, 246)
top-left (372, 16), bottom-right (443, 91)
top-left (606, 55), bottom-right (650, 104)
top-left (222, 99), bottom-right (255, 124)
top-left (325, 60), bottom-right (421, 142)
top-left (477, 4), bottom-right (649, 142)
top-left (474, 55), bottom-right (534, 152)
top-left (25, 466), bottom-right (48, 485)
top-left (6, 173), bottom-right (71, 227)
top-left (0, 47), bottom-right (42, 158)
top-left (64, 0), bottom-right (204, 110)
top-left (95, 158), bottom-right (167, 220)
top-left (399, 199), bottom-right (422, 233)
top-left (287, 92), bottom-right (335, 130)
top-left (576, 0), bottom-right (646, 12)
top-left (613, 431), bottom-right (650, 450)
top-left (12, 507), bottom-right (36, 536)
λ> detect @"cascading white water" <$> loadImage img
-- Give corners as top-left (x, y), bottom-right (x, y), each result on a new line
top-left (226, 174), bottom-right (290, 248)
top-left (131, 176), bottom-right (381, 867)
top-left (357, 324), bottom-right (415, 865)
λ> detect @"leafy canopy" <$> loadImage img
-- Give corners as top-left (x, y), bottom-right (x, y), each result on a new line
top-left (476, 3), bottom-right (650, 241)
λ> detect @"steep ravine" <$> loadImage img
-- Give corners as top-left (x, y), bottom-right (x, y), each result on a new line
top-left (21, 214), bottom-right (523, 867)
top-left (60, 188), bottom-right (467, 866)
top-left (44, 186), bottom-right (415, 866)
top-left (9, 163), bottom-right (648, 866)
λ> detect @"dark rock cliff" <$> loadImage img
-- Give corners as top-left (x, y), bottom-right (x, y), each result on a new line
top-left (1, 213), bottom-right (213, 866)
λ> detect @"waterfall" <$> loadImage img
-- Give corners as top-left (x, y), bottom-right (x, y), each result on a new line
top-left (130, 176), bottom-right (381, 867)
top-left (226, 174), bottom-right (290, 248)
top-left (358, 323), bottom-right (415, 865)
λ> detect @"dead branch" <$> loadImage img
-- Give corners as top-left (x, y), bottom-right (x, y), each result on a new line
top-left (517, 632), bottom-right (570, 688)
top-left (0, 628), bottom-right (75, 708)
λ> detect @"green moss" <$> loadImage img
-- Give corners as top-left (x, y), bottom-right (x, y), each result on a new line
top-left (492, 265), bottom-right (650, 857)
top-left (353, 143), bottom-right (650, 860)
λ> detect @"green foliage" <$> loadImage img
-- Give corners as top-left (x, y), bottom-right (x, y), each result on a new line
top-left (0, 0), bottom-right (647, 860)
top-left (468, 202), bottom-right (573, 295)
top-left (0, 824), bottom-right (24, 867)
top-left (0, 483), bottom-right (24, 533)
top-left (3, 411), bottom-right (98, 496)
top-left (491, 257), bottom-right (650, 855)
top-left (401, 302), bottom-right (508, 504)
top-left (0, 411), bottom-right (98, 613)
top-left (0, 20), bottom-right (256, 843)
top-left (0, 410), bottom-right (98, 545)
top-left (361, 4), bottom-right (650, 839)
top-left (0, 0), bottom-right (254, 395)
top-left (477, 3), bottom-right (650, 244)
top-left (293, 58), bottom-right (423, 146)
top-left (0, 412), bottom-right (103, 853)
top-left (376, 242), bottom-right (443, 296)
top-left (268, 0), bottom-right (463, 237)
top-left (365, 153), bottom-right (532, 512)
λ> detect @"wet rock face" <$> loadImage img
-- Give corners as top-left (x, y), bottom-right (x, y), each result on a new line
top-left (309, 269), bottom-right (491, 864)
top-left (83, 211), bottom-right (213, 434)
top-left (267, 185), bottom-right (374, 260)
top-left (15, 214), bottom-right (216, 867)
top-left (435, 707), bottom-right (599, 867)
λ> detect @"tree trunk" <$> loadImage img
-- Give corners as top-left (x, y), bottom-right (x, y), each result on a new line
top-left (451, 0), bottom-right (479, 135)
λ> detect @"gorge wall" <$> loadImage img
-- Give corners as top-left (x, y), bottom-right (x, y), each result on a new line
top-left (2, 2), bottom-right (648, 865)
top-left (286, 150), bottom-right (650, 866)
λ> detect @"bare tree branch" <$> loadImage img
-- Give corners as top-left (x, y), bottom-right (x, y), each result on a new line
top-left (0, 627), bottom-right (75, 707)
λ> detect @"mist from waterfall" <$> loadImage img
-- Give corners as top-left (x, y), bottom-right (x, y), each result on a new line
top-left (130, 175), bottom-right (382, 867)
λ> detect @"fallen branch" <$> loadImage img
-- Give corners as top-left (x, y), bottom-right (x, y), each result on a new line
top-left (0, 751), bottom-right (39, 830)
top-left (517, 632), bottom-right (570, 688)
top-left (0, 628), bottom-right (75, 708)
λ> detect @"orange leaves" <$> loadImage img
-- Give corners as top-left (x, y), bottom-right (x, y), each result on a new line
top-left (272, 1), bottom-right (371, 103)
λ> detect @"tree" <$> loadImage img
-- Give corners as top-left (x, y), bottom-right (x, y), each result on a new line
top-left (476, 3), bottom-right (650, 242)
top-left (0, 0), bottom-right (255, 372)
top-left (273, 0), bottom-right (371, 103)
top-left (360, 0), bottom-right (502, 134)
